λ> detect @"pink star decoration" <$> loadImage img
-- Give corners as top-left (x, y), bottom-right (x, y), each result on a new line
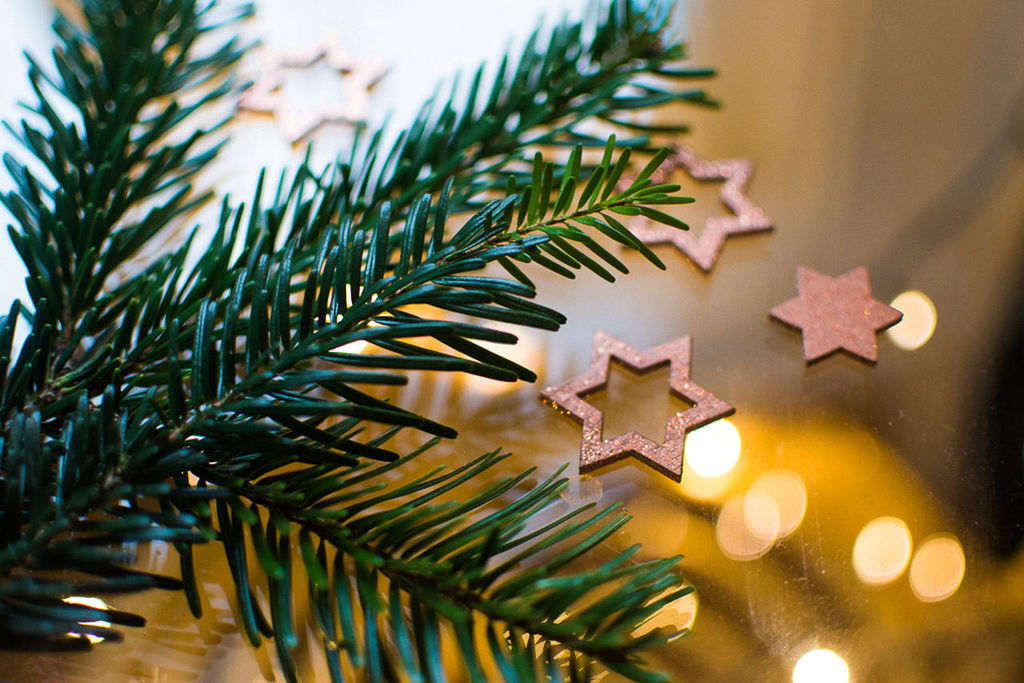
top-left (238, 34), bottom-right (388, 143)
top-left (770, 266), bottom-right (903, 364)
top-left (540, 331), bottom-right (734, 482)
top-left (631, 144), bottom-right (773, 272)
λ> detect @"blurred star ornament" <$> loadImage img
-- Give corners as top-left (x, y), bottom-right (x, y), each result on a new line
top-left (770, 266), bottom-right (903, 364)
top-left (540, 331), bottom-right (734, 481)
top-left (631, 144), bottom-right (773, 272)
top-left (238, 34), bottom-right (387, 143)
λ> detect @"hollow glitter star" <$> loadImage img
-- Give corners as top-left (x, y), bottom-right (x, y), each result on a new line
top-left (631, 144), bottom-right (773, 272)
top-left (540, 331), bottom-right (734, 481)
top-left (770, 266), bottom-right (903, 364)
top-left (237, 35), bottom-right (388, 143)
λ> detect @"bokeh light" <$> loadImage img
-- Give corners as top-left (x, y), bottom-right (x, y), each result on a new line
top-left (684, 419), bottom-right (741, 478)
top-left (909, 534), bottom-right (966, 602)
top-left (717, 492), bottom-right (779, 560)
top-left (743, 490), bottom-right (782, 542)
top-left (749, 470), bottom-right (807, 537)
top-left (852, 516), bottom-right (913, 586)
top-left (887, 290), bottom-right (937, 350)
top-left (793, 649), bottom-right (850, 683)
top-left (680, 466), bottom-right (736, 501)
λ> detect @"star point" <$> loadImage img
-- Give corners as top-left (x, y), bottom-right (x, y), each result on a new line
top-left (631, 144), bottom-right (773, 272)
top-left (770, 266), bottom-right (903, 364)
top-left (540, 331), bottom-right (734, 481)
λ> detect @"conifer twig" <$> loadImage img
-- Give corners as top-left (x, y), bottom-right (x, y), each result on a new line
top-left (0, 1), bottom-right (715, 680)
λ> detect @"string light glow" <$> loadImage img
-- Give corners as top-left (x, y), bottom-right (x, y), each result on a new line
top-left (716, 492), bottom-right (778, 560)
top-left (680, 466), bottom-right (736, 501)
top-left (743, 490), bottom-right (782, 542)
top-left (684, 418), bottom-right (741, 478)
top-left (887, 290), bottom-right (937, 351)
top-left (793, 649), bottom-right (850, 683)
top-left (852, 516), bottom-right (913, 586)
top-left (909, 534), bottom-right (966, 602)
top-left (749, 470), bottom-right (807, 537)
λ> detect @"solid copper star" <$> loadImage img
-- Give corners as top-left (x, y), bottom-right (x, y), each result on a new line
top-left (770, 266), bottom-right (903, 364)
top-left (631, 144), bottom-right (773, 272)
top-left (237, 34), bottom-right (387, 143)
top-left (540, 331), bottom-right (734, 481)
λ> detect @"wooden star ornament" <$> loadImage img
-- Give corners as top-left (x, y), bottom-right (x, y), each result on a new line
top-left (631, 144), bottom-right (773, 272)
top-left (770, 266), bottom-right (903, 364)
top-left (238, 34), bottom-right (388, 143)
top-left (540, 331), bottom-right (734, 482)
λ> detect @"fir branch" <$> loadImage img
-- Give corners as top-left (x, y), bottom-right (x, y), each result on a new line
top-left (1, 0), bottom-right (714, 680)
top-left (283, 0), bottom-right (716, 254)
top-left (1, 0), bottom-right (251, 649)
top-left (222, 444), bottom-right (691, 683)
top-left (1, 0), bottom-right (252, 411)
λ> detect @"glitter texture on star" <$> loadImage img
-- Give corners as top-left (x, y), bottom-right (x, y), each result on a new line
top-left (540, 331), bottom-right (734, 481)
top-left (631, 144), bottom-right (773, 272)
top-left (770, 266), bottom-right (903, 364)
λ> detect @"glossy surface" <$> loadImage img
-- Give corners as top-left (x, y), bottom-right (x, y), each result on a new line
top-left (4, 0), bottom-right (1024, 680)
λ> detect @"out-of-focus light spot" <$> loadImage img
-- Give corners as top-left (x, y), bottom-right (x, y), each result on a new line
top-left (633, 589), bottom-right (697, 639)
top-left (909, 534), bottom-right (965, 602)
top-left (887, 290), bottom-right (937, 350)
top-left (684, 419), bottom-right (741, 478)
top-left (716, 493), bottom-right (777, 560)
top-left (463, 326), bottom-right (543, 395)
top-left (63, 596), bottom-right (112, 644)
top-left (743, 490), bottom-right (781, 542)
top-left (680, 466), bottom-right (735, 501)
top-left (852, 516), bottom-right (913, 586)
top-left (749, 470), bottom-right (807, 537)
top-left (793, 649), bottom-right (849, 683)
